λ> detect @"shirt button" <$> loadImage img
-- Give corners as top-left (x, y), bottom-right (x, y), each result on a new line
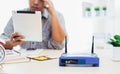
top-left (32, 42), bottom-right (34, 44)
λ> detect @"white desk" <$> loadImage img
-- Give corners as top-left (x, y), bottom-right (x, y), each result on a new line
top-left (0, 47), bottom-right (120, 74)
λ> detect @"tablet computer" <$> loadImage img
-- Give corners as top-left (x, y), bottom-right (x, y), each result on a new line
top-left (12, 11), bottom-right (42, 42)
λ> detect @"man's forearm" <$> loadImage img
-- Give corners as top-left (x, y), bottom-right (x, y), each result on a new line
top-left (51, 11), bottom-right (66, 43)
top-left (44, 0), bottom-right (66, 43)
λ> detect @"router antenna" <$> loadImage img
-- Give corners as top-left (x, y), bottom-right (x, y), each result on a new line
top-left (65, 36), bottom-right (67, 54)
top-left (91, 36), bottom-right (94, 54)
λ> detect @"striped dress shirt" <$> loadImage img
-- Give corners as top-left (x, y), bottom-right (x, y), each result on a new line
top-left (0, 8), bottom-right (66, 50)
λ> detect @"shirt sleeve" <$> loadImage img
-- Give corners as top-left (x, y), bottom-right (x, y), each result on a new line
top-left (48, 38), bottom-right (65, 49)
top-left (0, 17), bottom-right (14, 40)
top-left (47, 12), bottom-right (67, 49)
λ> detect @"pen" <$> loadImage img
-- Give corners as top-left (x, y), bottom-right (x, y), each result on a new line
top-left (13, 50), bottom-right (21, 55)
top-left (13, 36), bottom-right (19, 39)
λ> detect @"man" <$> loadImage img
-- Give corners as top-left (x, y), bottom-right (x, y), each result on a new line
top-left (0, 0), bottom-right (66, 50)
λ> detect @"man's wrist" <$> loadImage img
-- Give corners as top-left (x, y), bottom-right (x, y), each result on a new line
top-left (3, 41), bottom-right (13, 50)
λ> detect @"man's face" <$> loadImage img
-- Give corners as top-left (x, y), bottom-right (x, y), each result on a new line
top-left (29, 0), bottom-right (44, 11)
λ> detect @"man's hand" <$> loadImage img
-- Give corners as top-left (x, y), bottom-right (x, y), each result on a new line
top-left (42, 0), bottom-right (55, 15)
top-left (4, 32), bottom-right (25, 49)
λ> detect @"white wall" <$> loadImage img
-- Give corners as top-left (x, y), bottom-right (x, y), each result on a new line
top-left (0, 0), bottom-right (116, 53)
top-left (114, 0), bottom-right (120, 34)
top-left (0, 0), bottom-right (28, 33)
top-left (52, 0), bottom-right (115, 52)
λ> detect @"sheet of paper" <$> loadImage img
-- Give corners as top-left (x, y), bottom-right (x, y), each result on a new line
top-left (18, 49), bottom-right (43, 55)
top-left (13, 46), bottom-right (43, 55)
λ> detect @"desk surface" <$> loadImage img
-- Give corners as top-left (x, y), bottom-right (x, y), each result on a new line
top-left (0, 47), bottom-right (120, 74)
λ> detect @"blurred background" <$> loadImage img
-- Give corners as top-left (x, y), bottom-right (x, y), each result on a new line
top-left (0, 0), bottom-right (119, 53)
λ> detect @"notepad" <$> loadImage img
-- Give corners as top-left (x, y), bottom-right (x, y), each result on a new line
top-left (12, 11), bottom-right (42, 42)
top-left (3, 55), bottom-right (30, 64)
top-left (27, 55), bottom-right (57, 61)
top-left (3, 50), bottom-right (30, 64)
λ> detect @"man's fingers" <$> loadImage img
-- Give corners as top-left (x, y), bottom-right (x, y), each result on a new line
top-left (12, 40), bottom-right (24, 46)
top-left (14, 32), bottom-right (25, 39)
top-left (13, 36), bottom-right (25, 41)
top-left (10, 32), bottom-right (25, 41)
top-left (42, 0), bottom-right (50, 8)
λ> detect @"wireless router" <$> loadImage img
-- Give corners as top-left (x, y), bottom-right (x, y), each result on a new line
top-left (59, 36), bottom-right (99, 67)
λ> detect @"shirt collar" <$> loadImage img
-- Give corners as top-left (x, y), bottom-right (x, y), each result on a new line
top-left (26, 8), bottom-right (49, 19)
top-left (42, 9), bottom-right (49, 19)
